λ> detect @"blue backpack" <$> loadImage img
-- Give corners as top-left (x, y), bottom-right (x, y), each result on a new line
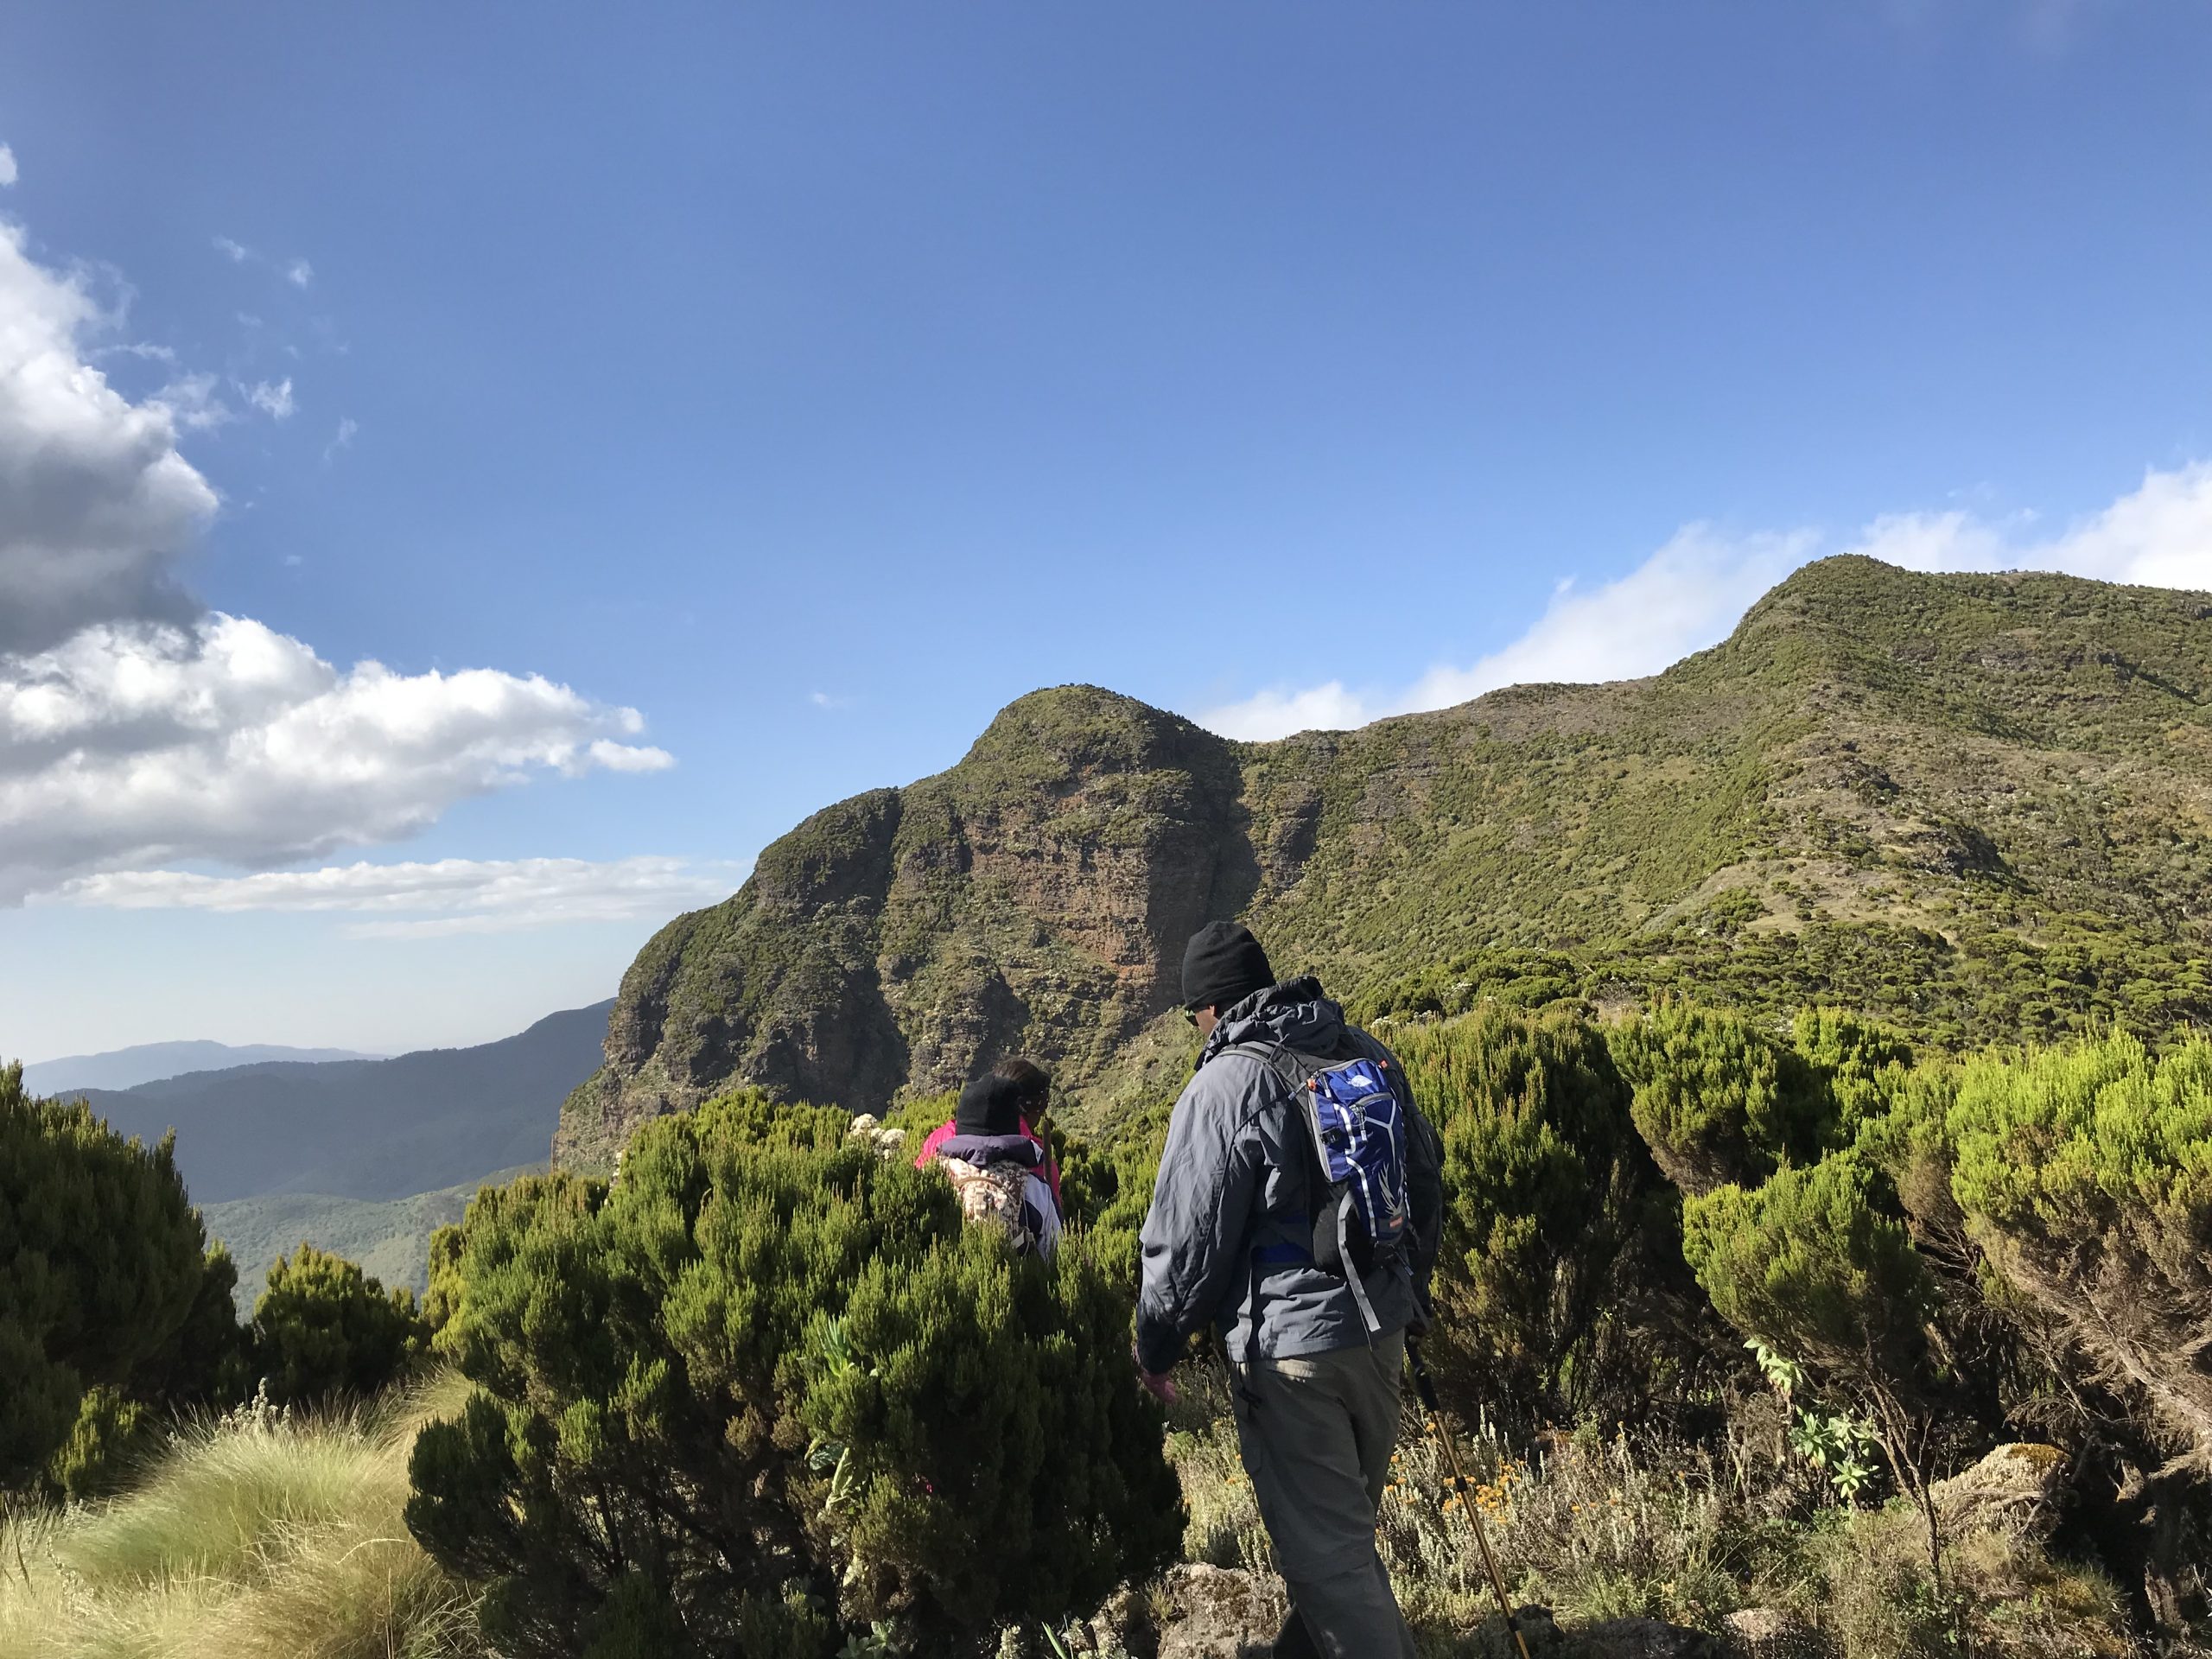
top-left (1231, 1042), bottom-right (1414, 1333)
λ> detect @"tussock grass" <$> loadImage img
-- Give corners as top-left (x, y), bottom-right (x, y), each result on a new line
top-left (1166, 1382), bottom-right (2139, 1659)
top-left (0, 1375), bottom-right (480, 1659)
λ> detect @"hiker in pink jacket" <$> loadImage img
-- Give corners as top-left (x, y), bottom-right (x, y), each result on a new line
top-left (916, 1058), bottom-right (1064, 1257)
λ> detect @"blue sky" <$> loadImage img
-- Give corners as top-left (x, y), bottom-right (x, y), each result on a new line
top-left (6, 1), bottom-right (2212, 1058)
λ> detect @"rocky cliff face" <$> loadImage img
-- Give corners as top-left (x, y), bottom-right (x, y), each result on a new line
top-left (558, 688), bottom-right (1259, 1166)
top-left (556, 558), bottom-right (2212, 1168)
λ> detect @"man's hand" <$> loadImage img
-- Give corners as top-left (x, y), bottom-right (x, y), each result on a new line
top-left (1132, 1345), bottom-right (1179, 1404)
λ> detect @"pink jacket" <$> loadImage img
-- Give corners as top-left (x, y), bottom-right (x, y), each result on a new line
top-left (915, 1116), bottom-right (1064, 1211)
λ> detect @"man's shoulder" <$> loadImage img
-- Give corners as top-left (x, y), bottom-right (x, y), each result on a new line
top-left (1179, 1045), bottom-right (1294, 1119)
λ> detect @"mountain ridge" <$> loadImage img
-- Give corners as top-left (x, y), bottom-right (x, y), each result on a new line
top-left (76, 1001), bottom-right (613, 1205)
top-left (556, 557), bottom-right (2212, 1166)
top-left (22, 1041), bottom-right (384, 1096)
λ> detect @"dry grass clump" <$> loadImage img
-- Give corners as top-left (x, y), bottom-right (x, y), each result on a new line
top-left (1789, 1504), bottom-right (2135, 1659)
top-left (1164, 1374), bottom-right (2144, 1659)
top-left (0, 1376), bottom-right (480, 1659)
top-left (1364, 1414), bottom-right (1765, 1643)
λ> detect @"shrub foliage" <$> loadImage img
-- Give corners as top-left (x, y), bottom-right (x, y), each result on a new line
top-left (1948, 1031), bottom-right (2212, 1468)
top-left (1389, 1007), bottom-right (1694, 1430)
top-left (405, 1090), bottom-right (1181, 1656)
top-left (250, 1242), bottom-right (429, 1406)
top-left (1608, 1004), bottom-right (1832, 1194)
top-left (0, 1063), bottom-right (217, 1491)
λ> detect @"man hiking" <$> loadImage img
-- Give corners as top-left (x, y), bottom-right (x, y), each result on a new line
top-left (1135, 921), bottom-right (1444, 1659)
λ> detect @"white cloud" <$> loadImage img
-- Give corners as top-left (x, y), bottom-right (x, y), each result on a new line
top-left (0, 217), bottom-right (217, 652)
top-left (1198, 463), bottom-right (2212, 741)
top-left (213, 235), bottom-right (250, 263)
top-left (0, 613), bottom-right (673, 901)
top-left (0, 146), bottom-right (17, 188)
top-left (322, 416), bottom-right (358, 464)
top-left (150, 371), bottom-right (232, 431)
top-left (44, 854), bottom-right (741, 939)
top-left (0, 198), bottom-right (679, 904)
top-left (285, 258), bottom-right (313, 289)
top-left (242, 377), bottom-right (294, 421)
top-left (809, 690), bottom-right (855, 709)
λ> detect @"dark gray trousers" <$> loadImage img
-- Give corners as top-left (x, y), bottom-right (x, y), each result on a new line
top-left (1227, 1329), bottom-right (1419, 1659)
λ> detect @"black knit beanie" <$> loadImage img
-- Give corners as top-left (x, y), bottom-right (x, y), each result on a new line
top-left (956, 1072), bottom-right (1025, 1136)
top-left (1181, 921), bottom-right (1275, 1013)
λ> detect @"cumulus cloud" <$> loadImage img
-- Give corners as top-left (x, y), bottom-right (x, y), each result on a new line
top-left (44, 854), bottom-right (741, 939)
top-left (322, 416), bottom-right (358, 464)
top-left (213, 235), bottom-right (249, 263)
top-left (1199, 463), bottom-right (2212, 741)
top-left (0, 614), bottom-right (672, 901)
top-left (0, 219), bottom-right (216, 652)
top-left (0, 145), bottom-right (16, 188)
top-left (242, 377), bottom-right (294, 421)
top-left (285, 258), bottom-right (313, 289)
top-left (0, 200), bottom-right (678, 903)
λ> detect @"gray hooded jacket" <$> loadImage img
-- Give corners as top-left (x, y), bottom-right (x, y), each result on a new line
top-left (1135, 977), bottom-right (1444, 1374)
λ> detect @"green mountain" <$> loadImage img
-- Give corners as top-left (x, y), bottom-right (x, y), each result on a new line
top-left (201, 1164), bottom-right (540, 1311)
top-left (558, 557), bottom-right (2212, 1166)
top-left (79, 1001), bottom-right (610, 1204)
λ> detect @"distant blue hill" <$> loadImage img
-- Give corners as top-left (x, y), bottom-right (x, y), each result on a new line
top-left (22, 1040), bottom-right (383, 1096)
top-left (59, 1001), bottom-right (613, 1206)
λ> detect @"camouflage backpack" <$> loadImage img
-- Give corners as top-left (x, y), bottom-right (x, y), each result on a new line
top-left (940, 1156), bottom-right (1046, 1255)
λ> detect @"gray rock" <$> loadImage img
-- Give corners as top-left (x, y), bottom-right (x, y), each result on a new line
top-left (1580, 1617), bottom-right (1727, 1658)
top-left (1151, 1564), bottom-right (1282, 1659)
top-left (1723, 1607), bottom-right (1826, 1657)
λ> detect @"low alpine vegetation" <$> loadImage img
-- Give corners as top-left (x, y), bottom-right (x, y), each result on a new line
top-left (406, 1091), bottom-right (1183, 1657)
top-left (6, 1003), bottom-right (2211, 1656)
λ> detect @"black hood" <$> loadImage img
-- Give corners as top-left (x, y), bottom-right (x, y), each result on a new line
top-left (1196, 975), bottom-right (1346, 1067)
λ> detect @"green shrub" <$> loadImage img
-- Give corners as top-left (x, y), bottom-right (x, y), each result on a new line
top-left (1608, 1005), bottom-right (1832, 1195)
top-left (1849, 1065), bottom-right (1961, 1237)
top-left (1792, 1007), bottom-right (1915, 1132)
top-left (0, 1062), bottom-right (215, 1490)
top-left (1389, 1007), bottom-right (1693, 1430)
top-left (1058, 1098), bottom-right (1173, 1287)
top-left (45, 1386), bottom-right (154, 1503)
top-left (406, 1090), bottom-right (1182, 1655)
top-left (1948, 1030), bottom-right (2212, 1465)
top-left (1683, 1148), bottom-right (1962, 1599)
top-left (1349, 948), bottom-right (1592, 1025)
top-left (143, 1243), bottom-right (253, 1408)
top-left (250, 1243), bottom-right (429, 1406)
top-left (1682, 1151), bottom-right (1932, 1399)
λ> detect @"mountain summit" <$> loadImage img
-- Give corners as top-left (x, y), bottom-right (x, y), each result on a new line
top-left (557, 558), bottom-right (2212, 1166)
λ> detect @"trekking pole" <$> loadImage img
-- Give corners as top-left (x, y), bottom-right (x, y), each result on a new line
top-left (1406, 1342), bottom-right (1532, 1659)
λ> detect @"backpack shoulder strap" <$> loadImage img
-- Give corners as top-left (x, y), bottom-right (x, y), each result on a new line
top-left (1218, 1039), bottom-right (1337, 1220)
top-left (1217, 1039), bottom-right (1309, 1098)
